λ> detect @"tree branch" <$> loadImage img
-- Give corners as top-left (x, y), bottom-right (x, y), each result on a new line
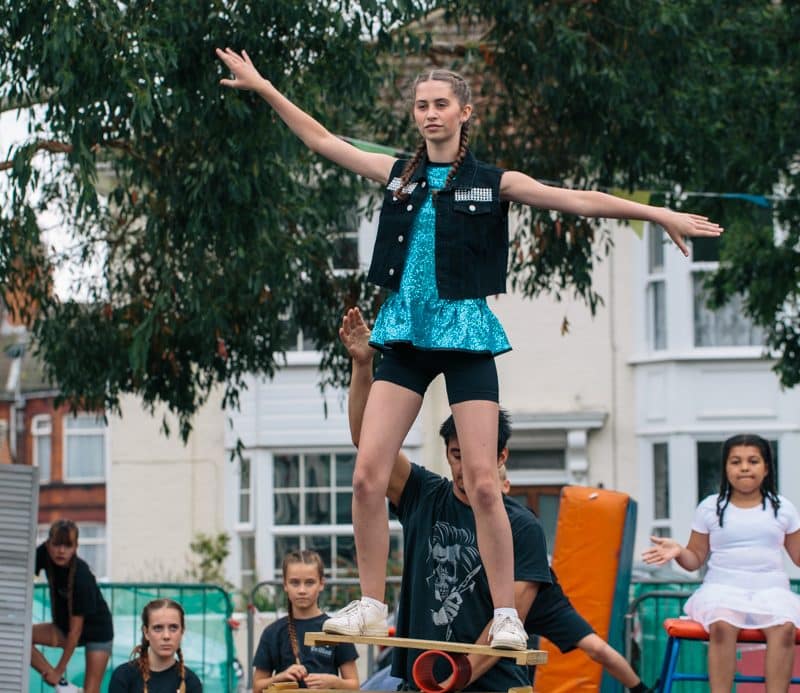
top-left (0, 139), bottom-right (72, 170)
top-left (0, 138), bottom-right (141, 171)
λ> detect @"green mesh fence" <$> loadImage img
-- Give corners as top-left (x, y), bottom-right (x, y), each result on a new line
top-left (29, 583), bottom-right (238, 693)
top-left (630, 580), bottom-right (800, 691)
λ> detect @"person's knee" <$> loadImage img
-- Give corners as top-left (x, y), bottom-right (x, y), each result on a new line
top-left (579, 635), bottom-right (610, 663)
top-left (708, 621), bottom-right (738, 643)
top-left (464, 474), bottom-right (500, 509)
top-left (772, 622), bottom-right (796, 649)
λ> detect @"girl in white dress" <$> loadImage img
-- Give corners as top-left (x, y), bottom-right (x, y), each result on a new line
top-left (643, 434), bottom-right (800, 692)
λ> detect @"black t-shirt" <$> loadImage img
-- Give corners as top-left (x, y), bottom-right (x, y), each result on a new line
top-left (253, 613), bottom-right (358, 686)
top-left (108, 660), bottom-right (202, 692)
top-left (35, 543), bottom-right (114, 643)
top-left (391, 464), bottom-right (552, 692)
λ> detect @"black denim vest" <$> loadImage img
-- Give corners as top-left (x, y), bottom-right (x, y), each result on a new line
top-left (366, 151), bottom-right (509, 300)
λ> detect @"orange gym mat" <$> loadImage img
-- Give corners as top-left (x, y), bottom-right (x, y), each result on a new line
top-left (533, 486), bottom-right (636, 692)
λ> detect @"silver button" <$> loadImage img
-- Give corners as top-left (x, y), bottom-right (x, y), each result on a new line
top-left (398, 235), bottom-right (404, 243)
top-left (406, 204), bottom-right (413, 212)
top-left (469, 204), bottom-right (476, 212)
top-left (421, 181), bottom-right (427, 188)
top-left (388, 268), bottom-right (395, 276)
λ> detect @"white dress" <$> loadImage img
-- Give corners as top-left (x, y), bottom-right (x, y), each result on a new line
top-left (684, 494), bottom-right (800, 629)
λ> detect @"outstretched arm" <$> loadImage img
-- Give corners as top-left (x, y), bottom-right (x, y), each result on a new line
top-left (216, 48), bottom-right (396, 184)
top-left (500, 171), bottom-right (723, 257)
top-left (641, 531), bottom-right (709, 572)
top-left (339, 307), bottom-right (410, 507)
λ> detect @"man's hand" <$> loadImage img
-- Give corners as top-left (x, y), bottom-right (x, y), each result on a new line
top-left (432, 591), bottom-right (463, 626)
top-left (339, 307), bottom-right (374, 365)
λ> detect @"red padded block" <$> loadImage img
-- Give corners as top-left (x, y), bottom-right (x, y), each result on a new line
top-left (664, 617), bottom-right (800, 644)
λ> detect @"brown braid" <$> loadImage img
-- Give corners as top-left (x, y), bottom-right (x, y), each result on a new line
top-left (397, 69), bottom-right (473, 199)
top-left (395, 140), bottom-right (427, 201)
top-left (66, 557), bottom-right (76, 623)
top-left (133, 642), bottom-right (151, 692)
top-left (441, 118), bottom-right (471, 193)
top-left (287, 600), bottom-right (301, 664)
top-left (177, 647), bottom-right (187, 693)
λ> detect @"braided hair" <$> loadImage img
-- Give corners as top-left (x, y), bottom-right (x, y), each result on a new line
top-left (396, 69), bottom-right (473, 200)
top-left (715, 433), bottom-right (780, 527)
top-left (282, 549), bottom-right (325, 664)
top-left (43, 520), bottom-right (79, 628)
top-left (133, 598), bottom-right (188, 693)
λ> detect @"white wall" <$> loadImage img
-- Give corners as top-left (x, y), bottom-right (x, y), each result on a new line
top-left (108, 390), bottom-right (226, 580)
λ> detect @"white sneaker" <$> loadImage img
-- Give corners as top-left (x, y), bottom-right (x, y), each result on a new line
top-left (322, 598), bottom-right (389, 636)
top-left (489, 613), bottom-right (527, 650)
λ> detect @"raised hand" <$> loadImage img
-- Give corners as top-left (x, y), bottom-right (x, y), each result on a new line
top-left (641, 536), bottom-right (683, 566)
top-left (661, 210), bottom-right (724, 257)
top-left (216, 48), bottom-right (267, 92)
top-left (339, 307), bottom-right (374, 366)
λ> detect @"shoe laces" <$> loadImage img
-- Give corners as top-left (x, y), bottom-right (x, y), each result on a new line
top-left (336, 600), bottom-right (363, 615)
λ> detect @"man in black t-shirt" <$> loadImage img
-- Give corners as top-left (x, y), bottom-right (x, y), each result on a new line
top-left (343, 309), bottom-right (653, 693)
top-left (341, 309), bottom-right (551, 692)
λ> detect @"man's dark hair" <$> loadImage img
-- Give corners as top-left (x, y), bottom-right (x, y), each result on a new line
top-left (439, 409), bottom-right (512, 456)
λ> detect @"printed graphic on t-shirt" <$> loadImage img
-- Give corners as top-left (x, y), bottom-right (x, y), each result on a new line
top-left (426, 522), bottom-right (483, 639)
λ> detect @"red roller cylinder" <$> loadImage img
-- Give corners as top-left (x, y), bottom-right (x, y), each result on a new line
top-left (412, 650), bottom-right (472, 693)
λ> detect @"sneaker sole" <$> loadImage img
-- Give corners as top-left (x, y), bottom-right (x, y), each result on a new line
top-left (490, 638), bottom-right (527, 651)
top-left (322, 622), bottom-right (389, 637)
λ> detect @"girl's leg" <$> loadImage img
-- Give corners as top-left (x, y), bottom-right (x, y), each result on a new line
top-left (707, 621), bottom-right (738, 692)
top-left (763, 622), bottom-right (795, 692)
top-left (31, 623), bottom-right (63, 677)
top-left (352, 380), bottom-right (422, 599)
top-left (450, 400), bottom-right (525, 649)
top-left (324, 379), bottom-right (422, 636)
top-left (83, 649), bottom-right (111, 693)
top-left (451, 399), bottom-right (511, 605)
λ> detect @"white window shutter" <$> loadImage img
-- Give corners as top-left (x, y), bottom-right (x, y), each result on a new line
top-left (0, 464), bottom-right (39, 692)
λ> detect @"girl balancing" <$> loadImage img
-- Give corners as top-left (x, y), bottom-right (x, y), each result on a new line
top-left (216, 47), bottom-right (723, 649)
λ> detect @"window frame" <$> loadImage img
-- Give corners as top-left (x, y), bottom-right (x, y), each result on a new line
top-left (62, 412), bottom-right (108, 483)
top-left (31, 414), bottom-right (52, 484)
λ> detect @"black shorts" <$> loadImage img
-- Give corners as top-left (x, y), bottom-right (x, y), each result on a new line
top-left (525, 579), bottom-right (594, 653)
top-left (374, 343), bottom-right (498, 404)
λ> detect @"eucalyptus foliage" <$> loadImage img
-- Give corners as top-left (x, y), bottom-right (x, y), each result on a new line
top-left (2, 1), bottom-right (799, 440)
top-left (1, 1), bottom-right (421, 438)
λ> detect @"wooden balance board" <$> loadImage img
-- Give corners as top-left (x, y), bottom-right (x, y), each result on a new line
top-left (304, 631), bottom-right (548, 665)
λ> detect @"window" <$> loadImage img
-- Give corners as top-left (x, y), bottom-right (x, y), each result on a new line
top-left (508, 485), bottom-right (562, 554)
top-left (64, 413), bottom-right (107, 482)
top-left (506, 448), bottom-right (565, 471)
top-left (331, 209), bottom-right (360, 273)
top-left (646, 224), bottom-right (667, 350)
top-left (696, 439), bottom-right (778, 502)
top-left (77, 524), bottom-right (107, 578)
top-left (32, 415), bottom-right (52, 484)
top-left (279, 310), bottom-right (316, 353)
top-left (691, 236), bottom-right (764, 348)
top-left (272, 451), bottom-right (402, 580)
top-left (240, 534), bottom-right (256, 595)
top-left (692, 273), bottom-right (765, 347)
top-left (238, 457), bottom-right (252, 526)
top-left (653, 443), bottom-right (669, 519)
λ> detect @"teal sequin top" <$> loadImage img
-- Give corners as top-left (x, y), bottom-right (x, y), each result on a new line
top-left (370, 165), bottom-right (511, 355)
